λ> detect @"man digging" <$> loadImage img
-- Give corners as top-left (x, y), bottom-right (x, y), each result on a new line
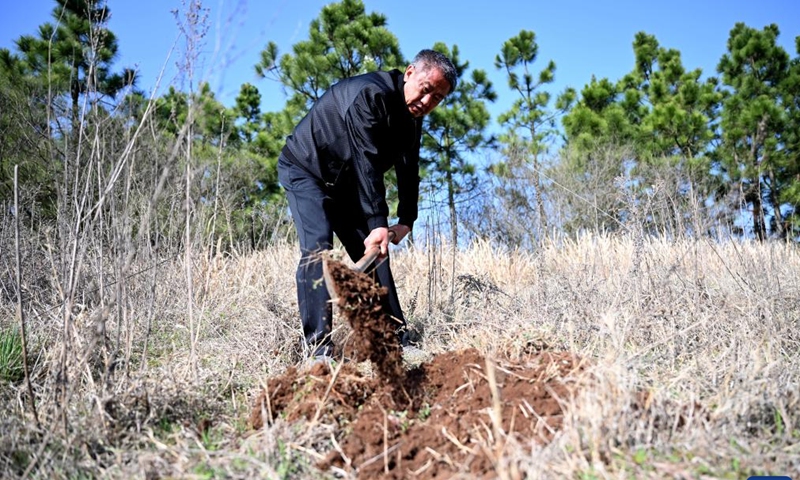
top-left (277, 49), bottom-right (456, 364)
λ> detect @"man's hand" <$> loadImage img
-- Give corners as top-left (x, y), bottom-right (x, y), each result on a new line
top-left (364, 227), bottom-right (391, 258)
top-left (364, 224), bottom-right (410, 259)
top-left (388, 224), bottom-right (411, 244)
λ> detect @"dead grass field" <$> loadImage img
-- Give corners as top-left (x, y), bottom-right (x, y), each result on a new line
top-left (1, 234), bottom-right (799, 479)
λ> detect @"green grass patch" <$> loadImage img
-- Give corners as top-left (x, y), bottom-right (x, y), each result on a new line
top-left (0, 326), bottom-right (25, 383)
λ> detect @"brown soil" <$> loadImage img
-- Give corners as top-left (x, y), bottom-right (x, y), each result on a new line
top-left (250, 259), bottom-right (587, 479)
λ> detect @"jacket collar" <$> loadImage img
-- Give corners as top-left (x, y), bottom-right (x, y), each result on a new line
top-left (391, 69), bottom-right (417, 123)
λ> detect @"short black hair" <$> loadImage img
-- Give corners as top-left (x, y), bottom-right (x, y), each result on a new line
top-left (412, 49), bottom-right (457, 94)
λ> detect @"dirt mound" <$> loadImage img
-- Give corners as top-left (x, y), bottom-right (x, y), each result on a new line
top-left (250, 259), bottom-right (586, 478)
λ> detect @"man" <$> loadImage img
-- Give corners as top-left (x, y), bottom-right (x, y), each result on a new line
top-left (277, 49), bottom-right (457, 360)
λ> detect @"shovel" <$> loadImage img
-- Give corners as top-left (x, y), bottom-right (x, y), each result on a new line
top-left (322, 231), bottom-right (396, 299)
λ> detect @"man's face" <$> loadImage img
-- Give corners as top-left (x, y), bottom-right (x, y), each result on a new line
top-left (403, 63), bottom-right (451, 117)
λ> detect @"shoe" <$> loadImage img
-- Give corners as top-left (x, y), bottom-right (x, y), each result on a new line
top-left (400, 330), bottom-right (411, 347)
top-left (313, 344), bottom-right (334, 357)
top-left (402, 345), bottom-right (427, 365)
top-left (308, 354), bottom-right (335, 370)
top-left (400, 328), bottom-right (422, 348)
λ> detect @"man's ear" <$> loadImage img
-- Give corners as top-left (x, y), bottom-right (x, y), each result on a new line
top-left (404, 63), bottom-right (415, 79)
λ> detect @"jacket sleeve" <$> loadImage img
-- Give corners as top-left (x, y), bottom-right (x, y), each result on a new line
top-left (345, 89), bottom-right (390, 231)
top-left (396, 120), bottom-right (421, 228)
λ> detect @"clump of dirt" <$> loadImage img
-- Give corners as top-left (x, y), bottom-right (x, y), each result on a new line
top-left (324, 258), bottom-right (405, 386)
top-left (250, 259), bottom-right (587, 478)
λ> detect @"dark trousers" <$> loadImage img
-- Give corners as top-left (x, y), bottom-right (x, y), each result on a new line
top-left (278, 156), bottom-right (406, 356)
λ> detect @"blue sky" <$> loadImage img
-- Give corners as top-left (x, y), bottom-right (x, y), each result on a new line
top-left (2, 0), bottom-right (798, 125)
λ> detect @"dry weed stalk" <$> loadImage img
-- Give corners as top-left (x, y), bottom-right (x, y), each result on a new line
top-left (13, 166), bottom-right (40, 428)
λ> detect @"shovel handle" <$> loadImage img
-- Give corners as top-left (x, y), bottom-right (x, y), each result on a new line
top-left (353, 230), bottom-right (397, 273)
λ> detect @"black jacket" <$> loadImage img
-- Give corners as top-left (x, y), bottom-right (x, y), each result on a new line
top-left (280, 69), bottom-right (422, 231)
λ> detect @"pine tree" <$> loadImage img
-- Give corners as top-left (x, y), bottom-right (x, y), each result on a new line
top-left (14, 0), bottom-right (136, 129)
top-left (559, 31), bottom-right (723, 236)
top-left (622, 32), bottom-right (721, 167)
top-left (494, 30), bottom-right (560, 237)
top-left (421, 43), bottom-right (496, 247)
top-left (779, 37), bottom-right (800, 238)
top-left (716, 23), bottom-right (796, 240)
top-left (254, 0), bottom-right (403, 116)
top-left (0, 0), bottom-right (134, 211)
top-left (0, 50), bottom-right (53, 207)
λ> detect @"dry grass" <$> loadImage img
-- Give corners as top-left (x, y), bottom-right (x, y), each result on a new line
top-left (1, 232), bottom-right (798, 478)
